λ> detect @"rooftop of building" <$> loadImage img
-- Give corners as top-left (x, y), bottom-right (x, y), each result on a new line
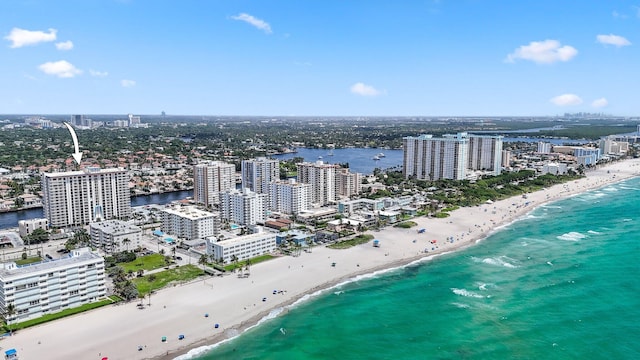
top-left (0, 248), bottom-right (103, 279)
top-left (162, 206), bottom-right (218, 220)
top-left (42, 167), bottom-right (127, 178)
top-left (90, 219), bottom-right (141, 235)
top-left (210, 231), bottom-right (276, 246)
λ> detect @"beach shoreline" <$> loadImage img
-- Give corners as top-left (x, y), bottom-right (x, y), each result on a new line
top-left (3, 158), bottom-right (640, 360)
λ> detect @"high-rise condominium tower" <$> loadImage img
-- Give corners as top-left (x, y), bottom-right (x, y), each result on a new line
top-left (241, 157), bottom-right (279, 195)
top-left (193, 161), bottom-right (236, 208)
top-left (41, 167), bottom-right (131, 228)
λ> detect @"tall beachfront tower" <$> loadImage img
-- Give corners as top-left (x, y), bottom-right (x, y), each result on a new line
top-left (193, 161), bottom-right (236, 208)
top-left (41, 167), bottom-right (131, 228)
top-left (269, 179), bottom-right (311, 215)
top-left (335, 168), bottom-right (362, 198)
top-left (468, 134), bottom-right (503, 176)
top-left (219, 188), bottom-right (268, 226)
top-left (403, 134), bottom-right (468, 181)
top-left (241, 157), bottom-right (279, 195)
top-left (296, 161), bottom-right (338, 206)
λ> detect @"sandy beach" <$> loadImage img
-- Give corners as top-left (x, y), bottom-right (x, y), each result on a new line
top-left (3, 158), bottom-right (640, 360)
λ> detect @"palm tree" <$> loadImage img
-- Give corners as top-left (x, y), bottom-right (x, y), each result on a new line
top-left (122, 238), bottom-right (132, 252)
top-left (74, 228), bottom-right (91, 248)
top-left (198, 254), bottom-right (208, 275)
top-left (171, 246), bottom-right (176, 258)
top-left (5, 303), bottom-right (16, 333)
top-left (244, 258), bottom-right (251, 275)
top-left (230, 254), bottom-right (239, 273)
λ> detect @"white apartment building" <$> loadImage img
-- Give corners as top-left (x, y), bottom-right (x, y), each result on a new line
top-left (241, 157), bottom-right (279, 195)
top-left (269, 179), bottom-right (311, 215)
top-left (467, 134), bottom-right (503, 175)
top-left (18, 218), bottom-right (49, 238)
top-left (403, 134), bottom-right (468, 181)
top-left (537, 142), bottom-right (553, 154)
top-left (41, 167), bottom-right (131, 228)
top-left (296, 161), bottom-right (338, 206)
top-left (335, 168), bottom-right (362, 198)
top-left (599, 136), bottom-right (629, 155)
top-left (541, 162), bottom-right (568, 175)
top-left (193, 161), bottom-right (236, 208)
top-left (502, 150), bottom-right (512, 168)
top-left (90, 220), bottom-right (142, 253)
top-left (0, 247), bottom-right (106, 324)
top-left (207, 232), bottom-right (276, 264)
top-left (161, 206), bottom-right (220, 240)
top-left (219, 188), bottom-right (268, 226)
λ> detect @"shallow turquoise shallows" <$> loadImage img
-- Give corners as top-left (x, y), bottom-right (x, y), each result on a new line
top-left (193, 177), bottom-right (640, 360)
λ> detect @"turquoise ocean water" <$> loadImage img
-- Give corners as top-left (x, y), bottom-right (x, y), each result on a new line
top-left (192, 177), bottom-right (640, 360)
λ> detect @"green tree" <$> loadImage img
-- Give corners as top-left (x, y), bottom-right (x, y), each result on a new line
top-left (4, 303), bottom-right (16, 332)
top-left (198, 254), bottom-right (208, 274)
top-left (73, 228), bottom-right (91, 248)
top-left (122, 238), bottom-right (132, 252)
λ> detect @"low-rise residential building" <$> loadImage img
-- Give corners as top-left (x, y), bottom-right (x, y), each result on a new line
top-left (207, 231), bottom-right (276, 264)
top-left (0, 247), bottom-right (106, 324)
top-left (161, 206), bottom-right (220, 241)
top-left (89, 220), bottom-right (142, 253)
top-left (18, 218), bottom-right (49, 238)
top-left (275, 230), bottom-right (315, 246)
top-left (297, 207), bottom-right (338, 225)
top-left (541, 162), bottom-right (568, 175)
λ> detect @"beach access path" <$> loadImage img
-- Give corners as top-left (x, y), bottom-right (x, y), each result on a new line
top-left (3, 158), bottom-right (640, 360)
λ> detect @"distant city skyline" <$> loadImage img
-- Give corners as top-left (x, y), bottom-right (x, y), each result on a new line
top-left (2, 1), bottom-right (638, 116)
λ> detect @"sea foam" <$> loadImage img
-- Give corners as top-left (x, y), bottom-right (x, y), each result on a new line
top-left (451, 288), bottom-right (485, 298)
top-left (478, 256), bottom-right (518, 268)
top-left (557, 232), bottom-right (587, 241)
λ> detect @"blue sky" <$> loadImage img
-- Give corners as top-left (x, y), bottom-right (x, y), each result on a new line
top-left (2, 0), bottom-right (638, 116)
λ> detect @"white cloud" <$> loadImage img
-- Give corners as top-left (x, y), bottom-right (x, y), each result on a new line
top-left (591, 98), bottom-right (608, 108)
top-left (55, 40), bottom-right (74, 50)
top-left (550, 94), bottom-right (583, 106)
top-left (231, 13), bottom-right (272, 34)
top-left (612, 10), bottom-right (628, 19)
top-left (38, 60), bottom-right (82, 78)
top-left (5, 27), bottom-right (57, 48)
top-left (121, 79), bottom-right (136, 87)
top-left (596, 34), bottom-right (631, 47)
top-left (350, 82), bottom-right (382, 97)
top-left (506, 40), bottom-right (577, 64)
top-left (89, 69), bottom-right (108, 77)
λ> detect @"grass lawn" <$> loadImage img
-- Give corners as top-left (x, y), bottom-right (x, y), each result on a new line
top-left (5, 295), bottom-right (121, 332)
top-left (394, 221), bottom-right (417, 229)
top-left (328, 234), bottom-right (374, 249)
top-left (133, 265), bottom-right (203, 295)
top-left (121, 253), bottom-right (168, 273)
top-left (15, 256), bottom-right (43, 266)
top-left (223, 254), bottom-right (276, 272)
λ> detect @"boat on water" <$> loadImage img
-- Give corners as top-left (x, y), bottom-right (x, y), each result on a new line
top-left (318, 156), bottom-right (323, 159)
top-left (372, 156), bottom-right (380, 161)
top-left (377, 152), bottom-right (386, 157)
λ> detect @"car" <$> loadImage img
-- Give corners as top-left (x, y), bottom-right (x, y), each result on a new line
top-left (45, 254), bottom-right (53, 260)
top-left (175, 256), bottom-right (183, 260)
